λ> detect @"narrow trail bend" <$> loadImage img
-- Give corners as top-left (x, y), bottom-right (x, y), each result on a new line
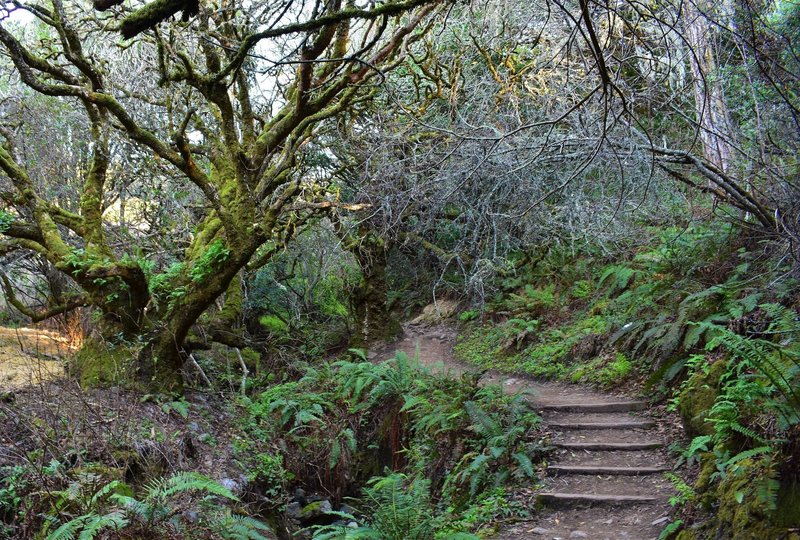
top-left (373, 324), bottom-right (677, 540)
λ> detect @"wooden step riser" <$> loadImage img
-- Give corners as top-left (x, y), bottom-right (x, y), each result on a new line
top-left (554, 442), bottom-right (663, 451)
top-left (548, 421), bottom-right (656, 430)
top-left (547, 465), bottom-right (669, 476)
top-left (537, 493), bottom-right (660, 505)
top-left (537, 401), bottom-right (648, 413)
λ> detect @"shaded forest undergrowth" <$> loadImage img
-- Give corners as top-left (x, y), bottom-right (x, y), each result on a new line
top-left (1, 220), bottom-right (799, 539)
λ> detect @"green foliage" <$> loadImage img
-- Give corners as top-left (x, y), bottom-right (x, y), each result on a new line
top-left (570, 352), bottom-right (633, 387)
top-left (0, 465), bottom-right (26, 536)
top-left (505, 284), bottom-right (556, 316)
top-left (40, 472), bottom-right (270, 540)
top-left (664, 472), bottom-right (696, 507)
top-left (658, 519), bottom-right (684, 540)
top-left (258, 314), bottom-right (289, 334)
top-left (0, 210), bottom-right (13, 233)
top-left (241, 353), bottom-right (545, 535)
top-left (569, 279), bottom-right (593, 299)
top-left (160, 398), bottom-right (190, 419)
top-left (458, 309), bottom-right (479, 322)
top-left (310, 473), bottom-right (480, 540)
top-left (189, 239), bottom-right (231, 283)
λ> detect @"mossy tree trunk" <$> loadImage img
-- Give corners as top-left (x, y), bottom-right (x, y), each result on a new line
top-left (347, 231), bottom-right (399, 345)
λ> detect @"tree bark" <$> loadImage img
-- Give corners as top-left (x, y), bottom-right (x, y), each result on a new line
top-left (685, 0), bottom-right (736, 173)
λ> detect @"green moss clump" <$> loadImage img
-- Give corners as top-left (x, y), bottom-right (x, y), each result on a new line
top-left (678, 360), bottom-right (727, 437)
top-left (713, 459), bottom-right (781, 539)
top-left (69, 340), bottom-right (137, 388)
top-left (688, 456), bottom-right (800, 539)
top-left (775, 481), bottom-right (800, 528)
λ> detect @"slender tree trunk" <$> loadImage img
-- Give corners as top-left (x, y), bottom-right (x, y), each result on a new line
top-left (350, 233), bottom-right (398, 345)
top-left (685, 0), bottom-right (736, 173)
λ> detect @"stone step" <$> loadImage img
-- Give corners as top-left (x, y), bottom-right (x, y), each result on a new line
top-left (537, 492), bottom-right (660, 505)
top-left (536, 401), bottom-right (648, 413)
top-left (548, 420), bottom-right (656, 430)
top-left (554, 441), bottom-right (663, 451)
top-left (547, 465), bottom-right (669, 476)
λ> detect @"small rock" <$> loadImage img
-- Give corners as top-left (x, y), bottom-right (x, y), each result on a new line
top-left (300, 499), bottom-right (332, 519)
top-left (347, 521), bottom-right (358, 528)
top-left (569, 532), bottom-right (588, 539)
top-left (184, 510), bottom-right (200, 523)
top-left (286, 501), bottom-right (302, 520)
top-left (531, 527), bottom-right (550, 535)
top-left (367, 350), bottom-right (378, 360)
top-left (220, 478), bottom-right (239, 491)
top-left (652, 516), bottom-right (669, 526)
top-left (339, 503), bottom-right (357, 517)
top-left (188, 421), bottom-right (200, 432)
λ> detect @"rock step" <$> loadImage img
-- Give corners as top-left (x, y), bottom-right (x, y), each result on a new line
top-left (547, 465), bottom-right (669, 476)
top-left (536, 401), bottom-right (648, 413)
top-left (554, 441), bottom-right (663, 450)
top-left (548, 420), bottom-right (656, 430)
top-left (537, 492), bottom-right (660, 505)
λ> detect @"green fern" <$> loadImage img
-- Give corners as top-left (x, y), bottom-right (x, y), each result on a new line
top-left (46, 511), bottom-right (128, 540)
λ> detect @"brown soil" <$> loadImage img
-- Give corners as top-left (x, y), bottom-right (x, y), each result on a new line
top-left (375, 322), bottom-right (679, 540)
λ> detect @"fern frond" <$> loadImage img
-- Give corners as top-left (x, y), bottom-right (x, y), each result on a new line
top-left (463, 401), bottom-right (500, 437)
top-left (46, 516), bottom-right (88, 540)
top-left (158, 472), bottom-right (238, 501)
top-left (77, 512), bottom-right (128, 540)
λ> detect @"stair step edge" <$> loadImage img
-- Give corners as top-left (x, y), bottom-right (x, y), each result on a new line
top-left (547, 465), bottom-right (669, 475)
top-left (537, 401), bottom-right (648, 412)
top-left (554, 441), bottom-right (663, 450)
top-left (548, 421), bottom-right (656, 430)
top-left (537, 492), bottom-right (660, 504)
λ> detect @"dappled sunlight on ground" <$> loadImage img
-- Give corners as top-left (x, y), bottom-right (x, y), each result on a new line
top-left (0, 326), bottom-right (74, 388)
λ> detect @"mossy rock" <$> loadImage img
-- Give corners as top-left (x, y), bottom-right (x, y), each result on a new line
top-left (678, 360), bottom-right (727, 437)
top-left (694, 452), bottom-right (718, 510)
top-left (69, 340), bottom-right (138, 388)
top-left (690, 457), bottom-right (799, 539)
top-left (712, 458), bottom-right (785, 539)
top-left (775, 481), bottom-right (800, 528)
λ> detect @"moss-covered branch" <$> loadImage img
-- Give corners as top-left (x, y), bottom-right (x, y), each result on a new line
top-left (0, 271), bottom-right (89, 323)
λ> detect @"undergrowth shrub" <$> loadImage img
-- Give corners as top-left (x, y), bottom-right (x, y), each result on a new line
top-left (40, 471), bottom-right (270, 540)
top-left (240, 352), bottom-right (547, 536)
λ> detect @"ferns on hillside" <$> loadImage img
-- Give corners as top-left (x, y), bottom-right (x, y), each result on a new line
top-left (42, 472), bottom-right (270, 540)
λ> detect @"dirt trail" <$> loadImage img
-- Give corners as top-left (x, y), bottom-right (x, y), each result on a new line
top-left (0, 326), bottom-right (72, 388)
top-left (374, 323), bottom-right (676, 540)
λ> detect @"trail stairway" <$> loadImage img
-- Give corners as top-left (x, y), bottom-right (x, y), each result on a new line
top-left (378, 325), bottom-right (676, 540)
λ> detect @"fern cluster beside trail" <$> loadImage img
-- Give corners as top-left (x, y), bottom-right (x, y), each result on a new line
top-left (41, 472), bottom-right (269, 540)
top-left (238, 351), bottom-right (548, 538)
top-left (455, 219), bottom-right (800, 538)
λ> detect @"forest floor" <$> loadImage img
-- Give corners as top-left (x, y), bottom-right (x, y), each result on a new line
top-left (373, 322), bottom-right (679, 540)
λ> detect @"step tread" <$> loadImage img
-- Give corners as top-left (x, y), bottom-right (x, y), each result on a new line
top-left (537, 492), bottom-right (660, 503)
top-left (537, 401), bottom-right (648, 413)
top-left (548, 420), bottom-right (656, 429)
top-left (554, 441), bottom-right (663, 450)
top-left (547, 465), bottom-right (669, 475)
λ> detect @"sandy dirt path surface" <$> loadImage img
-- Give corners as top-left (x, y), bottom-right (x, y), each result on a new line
top-left (373, 323), bottom-right (677, 540)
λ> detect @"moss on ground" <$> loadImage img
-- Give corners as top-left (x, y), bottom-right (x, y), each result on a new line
top-left (69, 340), bottom-right (138, 388)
